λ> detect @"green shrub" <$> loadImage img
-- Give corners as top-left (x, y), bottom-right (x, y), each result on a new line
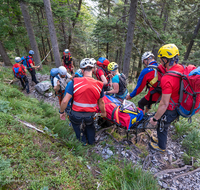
top-left (0, 155), bottom-right (13, 186)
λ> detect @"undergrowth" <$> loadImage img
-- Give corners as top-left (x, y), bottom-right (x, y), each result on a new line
top-left (0, 66), bottom-right (159, 189)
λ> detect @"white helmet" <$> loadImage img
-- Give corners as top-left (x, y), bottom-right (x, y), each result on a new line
top-left (141, 52), bottom-right (154, 63)
top-left (80, 58), bottom-right (94, 69)
top-left (58, 66), bottom-right (67, 75)
top-left (64, 49), bottom-right (70, 53)
top-left (15, 57), bottom-right (21, 63)
top-left (90, 58), bottom-right (96, 64)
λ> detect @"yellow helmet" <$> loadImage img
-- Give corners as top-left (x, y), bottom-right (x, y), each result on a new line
top-left (107, 62), bottom-right (118, 71)
top-left (158, 44), bottom-right (179, 59)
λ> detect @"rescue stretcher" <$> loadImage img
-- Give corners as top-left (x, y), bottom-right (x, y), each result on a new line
top-left (96, 95), bottom-right (156, 142)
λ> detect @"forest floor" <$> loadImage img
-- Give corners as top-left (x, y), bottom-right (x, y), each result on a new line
top-left (19, 72), bottom-right (200, 190)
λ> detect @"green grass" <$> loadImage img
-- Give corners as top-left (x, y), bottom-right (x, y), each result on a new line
top-left (0, 66), bottom-right (160, 189)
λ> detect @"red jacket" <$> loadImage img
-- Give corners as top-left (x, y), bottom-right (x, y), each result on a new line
top-left (72, 77), bottom-right (104, 112)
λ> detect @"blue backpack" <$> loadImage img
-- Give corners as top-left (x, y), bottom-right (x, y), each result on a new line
top-left (50, 68), bottom-right (60, 87)
top-left (21, 56), bottom-right (28, 67)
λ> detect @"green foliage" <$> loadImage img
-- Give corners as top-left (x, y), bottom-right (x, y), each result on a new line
top-left (0, 155), bottom-right (13, 186)
top-left (0, 100), bottom-right (11, 113)
top-left (182, 129), bottom-right (200, 158)
top-left (99, 160), bottom-right (159, 190)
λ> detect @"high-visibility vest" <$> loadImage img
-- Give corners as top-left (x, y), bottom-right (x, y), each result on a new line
top-left (72, 77), bottom-right (103, 112)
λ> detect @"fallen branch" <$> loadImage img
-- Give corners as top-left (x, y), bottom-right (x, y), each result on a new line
top-left (105, 132), bottom-right (119, 143)
top-left (96, 126), bottom-right (114, 136)
top-left (172, 167), bottom-right (200, 180)
top-left (14, 117), bottom-right (44, 133)
top-left (143, 155), bottom-right (153, 169)
top-left (154, 165), bottom-right (192, 177)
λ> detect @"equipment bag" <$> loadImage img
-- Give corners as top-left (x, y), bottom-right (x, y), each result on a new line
top-left (12, 64), bottom-right (25, 78)
top-left (50, 68), bottom-right (60, 87)
top-left (166, 65), bottom-right (200, 118)
top-left (21, 56), bottom-right (28, 67)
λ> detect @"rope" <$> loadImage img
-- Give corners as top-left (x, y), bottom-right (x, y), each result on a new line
top-left (37, 47), bottom-right (53, 66)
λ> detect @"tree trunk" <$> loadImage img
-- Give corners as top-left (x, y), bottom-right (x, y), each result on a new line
top-left (118, 0), bottom-right (128, 73)
top-left (43, 0), bottom-right (61, 67)
top-left (123, 0), bottom-right (138, 78)
top-left (47, 37), bottom-right (54, 62)
top-left (20, 1), bottom-right (41, 65)
top-left (115, 50), bottom-right (118, 63)
top-left (106, 43), bottom-right (109, 59)
top-left (152, 45), bottom-right (158, 61)
top-left (136, 39), bottom-right (145, 78)
top-left (184, 17), bottom-right (200, 61)
top-left (0, 40), bottom-right (12, 66)
top-left (68, 0), bottom-right (82, 48)
top-left (61, 19), bottom-right (68, 50)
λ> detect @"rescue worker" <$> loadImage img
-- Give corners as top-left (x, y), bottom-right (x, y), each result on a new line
top-left (92, 57), bottom-right (111, 91)
top-left (13, 57), bottom-right (30, 94)
top-left (53, 66), bottom-right (72, 106)
top-left (59, 58), bottom-right (106, 145)
top-left (62, 49), bottom-right (74, 75)
top-left (26, 50), bottom-right (40, 84)
top-left (126, 52), bottom-right (166, 113)
top-left (105, 62), bottom-right (128, 100)
top-left (149, 44), bottom-right (181, 153)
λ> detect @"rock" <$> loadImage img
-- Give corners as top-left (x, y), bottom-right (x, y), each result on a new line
top-left (35, 81), bottom-right (51, 95)
top-left (162, 181), bottom-right (168, 188)
top-left (158, 180), bottom-right (162, 186)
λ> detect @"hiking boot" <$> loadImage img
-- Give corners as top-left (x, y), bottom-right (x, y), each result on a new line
top-left (151, 136), bottom-right (158, 144)
top-left (149, 142), bottom-right (165, 153)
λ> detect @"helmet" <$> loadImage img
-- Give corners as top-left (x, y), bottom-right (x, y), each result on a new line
top-left (58, 66), bottom-right (67, 75)
top-left (15, 57), bottom-right (21, 63)
top-left (75, 69), bottom-right (83, 77)
top-left (158, 44), bottom-right (179, 59)
top-left (141, 52), bottom-right (154, 63)
top-left (29, 50), bottom-right (34, 55)
top-left (80, 58), bottom-right (94, 69)
top-left (90, 58), bottom-right (96, 64)
top-left (64, 49), bottom-right (70, 53)
top-left (107, 62), bottom-right (118, 71)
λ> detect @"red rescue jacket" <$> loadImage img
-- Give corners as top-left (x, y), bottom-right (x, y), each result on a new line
top-left (72, 77), bottom-right (104, 112)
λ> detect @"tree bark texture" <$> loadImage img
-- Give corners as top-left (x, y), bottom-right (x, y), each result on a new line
top-left (123, 0), bottom-right (138, 78)
top-left (20, 1), bottom-right (41, 65)
top-left (0, 40), bottom-right (12, 66)
top-left (43, 0), bottom-right (61, 67)
top-left (184, 17), bottom-right (200, 61)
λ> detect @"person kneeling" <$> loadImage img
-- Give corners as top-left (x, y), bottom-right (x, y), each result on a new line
top-left (105, 62), bottom-right (128, 100)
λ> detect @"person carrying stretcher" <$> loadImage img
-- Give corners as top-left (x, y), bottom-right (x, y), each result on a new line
top-left (126, 52), bottom-right (166, 113)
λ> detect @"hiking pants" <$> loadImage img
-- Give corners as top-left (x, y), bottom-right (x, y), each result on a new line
top-left (138, 96), bottom-right (156, 110)
top-left (28, 69), bottom-right (39, 84)
top-left (69, 110), bottom-right (95, 145)
top-left (19, 76), bottom-right (29, 93)
top-left (157, 109), bottom-right (179, 150)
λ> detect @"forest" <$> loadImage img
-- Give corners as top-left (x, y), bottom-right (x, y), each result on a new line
top-left (1, 0), bottom-right (200, 189)
top-left (0, 0), bottom-right (200, 78)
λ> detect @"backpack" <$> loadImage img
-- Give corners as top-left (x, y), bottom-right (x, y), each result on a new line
top-left (21, 56), bottom-right (28, 67)
top-left (12, 64), bottom-right (26, 78)
top-left (96, 57), bottom-right (110, 75)
top-left (118, 73), bottom-right (127, 95)
top-left (50, 68), bottom-right (60, 87)
top-left (146, 64), bottom-right (166, 101)
top-left (166, 65), bottom-right (200, 119)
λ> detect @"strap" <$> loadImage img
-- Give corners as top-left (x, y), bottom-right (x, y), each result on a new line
top-left (111, 106), bottom-right (120, 124)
